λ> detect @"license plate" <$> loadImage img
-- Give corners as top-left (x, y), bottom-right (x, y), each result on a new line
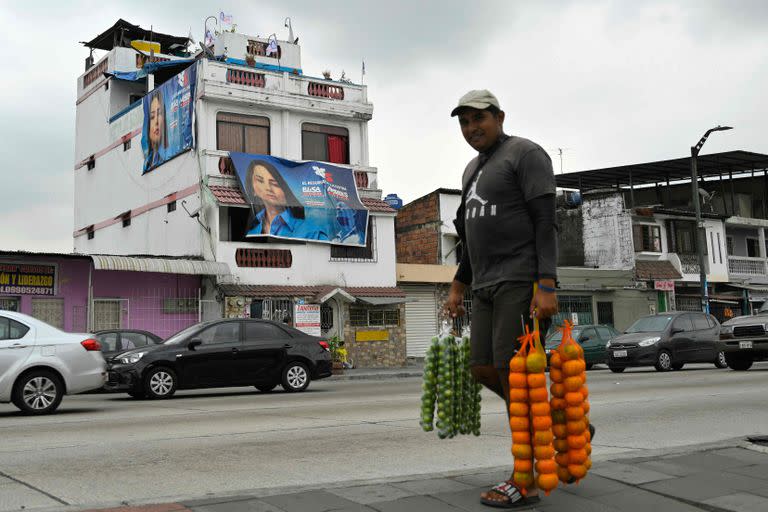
top-left (740, 341), bottom-right (753, 349)
top-left (613, 350), bottom-right (628, 358)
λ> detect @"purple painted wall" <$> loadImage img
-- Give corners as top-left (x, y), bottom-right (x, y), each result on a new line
top-left (0, 255), bottom-right (204, 338)
top-left (93, 271), bottom-right (202, 339)
top-left (0, 256), bottom-right (90, 332)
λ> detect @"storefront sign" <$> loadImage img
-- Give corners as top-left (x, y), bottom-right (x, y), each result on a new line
top-left (294, 304), bottom-right (321, 336)
top-left (356, 330), bottom-right (389, 342)
top-left (654, 280), bottom-right (675, 291)
top-left (0, 262), bottom-right (57, 296)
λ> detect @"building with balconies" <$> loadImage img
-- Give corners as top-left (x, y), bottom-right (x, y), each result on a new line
top-left (71, 19), bottom-right (404, 367)
top-left (557, 150), bottom-right (768, 320)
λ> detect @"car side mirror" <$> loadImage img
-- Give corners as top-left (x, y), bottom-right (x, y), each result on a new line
top-left (188, 339), bottom-right (202, 350)
top-left (577, 335), bottom-right (589, 343)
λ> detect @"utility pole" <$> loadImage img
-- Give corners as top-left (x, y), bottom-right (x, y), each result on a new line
top-left (691, 125), bottom-right (733, 314)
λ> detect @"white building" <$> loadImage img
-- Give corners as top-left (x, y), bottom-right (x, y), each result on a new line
top-left (73, 20), bottom-right (405, 367)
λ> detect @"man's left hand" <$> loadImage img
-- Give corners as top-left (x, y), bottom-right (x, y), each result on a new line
top-left (530, 289), bottom-right (558, 320)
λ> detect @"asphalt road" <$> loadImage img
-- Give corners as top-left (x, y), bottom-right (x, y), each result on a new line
top-left (1, 363), bottom-right (767, 510)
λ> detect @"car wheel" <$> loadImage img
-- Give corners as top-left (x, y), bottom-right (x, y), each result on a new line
top-left (282, 362), bottom-right (310, 392)
top-left (725, 353), bottom-right (753, 371)
top-left (127, 390), bottom-right (146, 399)
top-left (654, 350), bottom-right (673, 372)
top-left (714, 351), bottom-right (728, 369)
top-left (12, 370), bottom-right (64, 415)
top-left (672, 362), bottom-right (685, 371)
top-left (609, 366), bottom-right (625, 373)
top-left (256, 384), bottom-right (277, 393)
top-left (144, 367), bottom-right (177, 399)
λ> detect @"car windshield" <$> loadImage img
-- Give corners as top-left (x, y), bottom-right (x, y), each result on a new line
top-left (163, 323), bottom-right (209, 345)
top-left (626, 316), bottom-right (673, 333)
top-left (546, 327), bottom-right (583, 346)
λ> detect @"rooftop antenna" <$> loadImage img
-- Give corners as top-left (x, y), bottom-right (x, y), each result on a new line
top-left (547, 147), bottom-right (571, 174)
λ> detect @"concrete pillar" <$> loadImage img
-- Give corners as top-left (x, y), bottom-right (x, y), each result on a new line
top-left (759, 228), bottom-right (766, 259)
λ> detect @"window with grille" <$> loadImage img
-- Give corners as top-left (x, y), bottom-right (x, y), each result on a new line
top-left (321, 304), bottom-right (334, 332)
top-left (452, 289), bottom-right (473, 333)
top-left (551, 295), bottom-right (593, 327)
top-left (726, 236), bottom-right (734, 255)
top-left (331, 218), bottom-right (375, 261)
top-left (633, 224), bottom-right (661, 252)
top-left (349, 307), bottom-right (399, 327)
top-left (301, 123), bottom-right (349, 164)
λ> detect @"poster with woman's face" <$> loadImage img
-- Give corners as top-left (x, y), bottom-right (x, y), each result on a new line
top-left (141, 62), bottom-right (197, 174)
top-left (229, 153), bottom-right (370, 246)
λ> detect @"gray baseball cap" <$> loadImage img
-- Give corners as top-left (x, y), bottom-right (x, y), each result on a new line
top-left (450, 89), bottom-right (501, 117)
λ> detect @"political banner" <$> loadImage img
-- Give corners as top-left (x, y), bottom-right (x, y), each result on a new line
top-left (0, 262), bottom-right (57, 296)
top-left (229, 153), bottom-right (369, 246)
top-left (141, 62), bottom-right (197, 173)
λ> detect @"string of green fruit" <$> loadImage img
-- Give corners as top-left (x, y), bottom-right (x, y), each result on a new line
top-left (420, 327), bottom-right (482, 438)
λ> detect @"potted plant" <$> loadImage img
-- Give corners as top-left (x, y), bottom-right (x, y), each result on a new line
top-left (329, 336), bottom-right (347, 374)
top-left (245, 53), bottom-right (256, 67)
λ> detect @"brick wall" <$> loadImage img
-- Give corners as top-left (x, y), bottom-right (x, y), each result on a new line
top-left (343, 303), bottom-right (407, 368)
top-left (395, 191), bottom-right (441, 264)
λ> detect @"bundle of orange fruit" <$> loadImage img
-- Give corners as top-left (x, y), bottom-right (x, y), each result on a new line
top-left (508, 327), bottom-right (559, 496)
top-left (549, 320), bottom-right (592, 484)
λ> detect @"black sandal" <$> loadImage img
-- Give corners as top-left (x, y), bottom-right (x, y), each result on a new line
top-left (481, 481), bottom-right (540, 509)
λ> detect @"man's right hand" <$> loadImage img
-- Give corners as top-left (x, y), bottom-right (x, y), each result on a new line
top-left (445, 281), bottom-right (467, 318)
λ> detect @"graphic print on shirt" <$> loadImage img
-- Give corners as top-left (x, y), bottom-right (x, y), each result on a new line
top-left (465, 170), bottom-right (497, 219)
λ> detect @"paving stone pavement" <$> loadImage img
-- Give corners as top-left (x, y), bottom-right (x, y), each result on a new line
top-left (75, 444), bottom-right (768, 512)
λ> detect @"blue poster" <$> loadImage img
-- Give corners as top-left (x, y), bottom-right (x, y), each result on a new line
top-left (141, 62), bottom-right (197, 173)
top-left (229, 153), bottom-right (370, 246)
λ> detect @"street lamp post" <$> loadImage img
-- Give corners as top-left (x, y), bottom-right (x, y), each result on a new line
top-left (691, 125), bottom-right (733, 313)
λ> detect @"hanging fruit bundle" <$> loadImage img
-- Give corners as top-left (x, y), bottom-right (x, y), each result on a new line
top-left (509, 328), bottom-right (558, 496)
top-left (420, 329), bottom-right (482, 438)
top-left (549, 321), bottom-right (591, 484)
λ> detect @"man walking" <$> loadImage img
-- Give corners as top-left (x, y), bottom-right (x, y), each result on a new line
top-left (445, 90), bottom-right (559, 508)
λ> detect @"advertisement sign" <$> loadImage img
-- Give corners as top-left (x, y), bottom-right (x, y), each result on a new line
top-left (229, 153), bottom-right (369, 246)
top-left (141, 62), bottom-right (197, 173)
top-left (294, 304), bottom-right (321, 336)
top-left (0, 262), bottom-right (57, 296)
top-left (654, 280), bottom-right (675, 292)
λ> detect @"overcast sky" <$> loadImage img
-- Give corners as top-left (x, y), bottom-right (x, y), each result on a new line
top-left (1, 1), bottom-right (767, 252)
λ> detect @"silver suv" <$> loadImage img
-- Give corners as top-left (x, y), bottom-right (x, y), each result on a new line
top-left (0, 311), bottom-right (107, 414)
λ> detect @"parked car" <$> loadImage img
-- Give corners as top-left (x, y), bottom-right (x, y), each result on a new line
top-left (0, 311), bottom-right (107, 415)
top-left (545, 324), bottom-right (620, 369)
top-left (93, 329), bottom-right (163, 358)
top-left (105, 318), bottom-right (332, 399)
top-left (719, 313), bottom-right (768, 370)
top-left (606, 312), bottom-right (726, 373)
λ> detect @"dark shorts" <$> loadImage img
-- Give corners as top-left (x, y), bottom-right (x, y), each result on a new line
top-left (470, 281), bottom-right (551, 369)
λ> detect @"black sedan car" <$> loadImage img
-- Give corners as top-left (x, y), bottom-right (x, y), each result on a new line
top-left (105, 318), bottom-right (332, 399)
top-left (606, 312), bottom-right (726, 372)
top-left (94, 329), bottom-right (163, 358)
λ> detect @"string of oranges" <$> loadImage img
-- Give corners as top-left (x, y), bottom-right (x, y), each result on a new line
top-left (549, 320), bottom-right (592, 484)
top-left (508, 327), bottom-right (558, 496)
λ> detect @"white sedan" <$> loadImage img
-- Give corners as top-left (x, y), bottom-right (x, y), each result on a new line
top-left (0, 311), bottom-right (107, 415)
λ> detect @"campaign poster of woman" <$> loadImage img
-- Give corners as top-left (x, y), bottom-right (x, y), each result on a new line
top-left (141, 63), bottom-right (197, 174)
top-left (229, 153), bottom-right (369, 246)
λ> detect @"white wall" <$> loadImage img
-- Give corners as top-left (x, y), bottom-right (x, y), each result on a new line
top-left (582, 193), bottom-right (635, 270)
top-left (214, 32), bottom-right (302, 70)
top-left (439, 192), bottom-right (461, 265)
top-left (215, 214), bottom-right (397, 287)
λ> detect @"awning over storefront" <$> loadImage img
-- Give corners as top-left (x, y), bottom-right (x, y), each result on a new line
top-left (91, 255), bottom-right (230, 276)
top-left (356, 296), bottom-right (408, 305)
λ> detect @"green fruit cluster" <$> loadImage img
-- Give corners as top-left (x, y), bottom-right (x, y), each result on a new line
top-left (420, 335), bottom-right (482, 438)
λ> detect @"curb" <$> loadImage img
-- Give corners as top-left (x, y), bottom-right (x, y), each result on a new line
top-left (329, 370), bottom-right (422, 381)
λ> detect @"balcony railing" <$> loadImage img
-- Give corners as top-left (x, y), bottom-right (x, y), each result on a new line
top-left (728, 256), bottom-right (767, 276)
top-left (307, 81), bottom-right (345, 100)
top-left (226, 69), bottom-right (266, 88)
top-left (678, 253), bottom-right (702, 274)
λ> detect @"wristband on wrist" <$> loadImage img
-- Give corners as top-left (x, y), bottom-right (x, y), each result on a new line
top-left (537, 284), bottom-right (557, 293)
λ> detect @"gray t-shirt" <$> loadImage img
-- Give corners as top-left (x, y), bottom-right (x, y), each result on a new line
top-left (458, 134), bottom-right (556, 289)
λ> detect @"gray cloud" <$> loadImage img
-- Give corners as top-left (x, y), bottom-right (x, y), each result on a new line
top-left (1, 1), bottom-right (767, 252)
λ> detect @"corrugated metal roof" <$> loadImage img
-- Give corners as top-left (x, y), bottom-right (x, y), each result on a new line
top-left (91, 255), bottom-right (230, 275)
top-left (635, 260), bottom-right (682, 280)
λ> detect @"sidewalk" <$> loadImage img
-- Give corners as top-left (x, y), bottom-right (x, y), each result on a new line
top-left (329, 363), bottom-right (423, 381)
top-left (74, 439), bottom-right (768, 512)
